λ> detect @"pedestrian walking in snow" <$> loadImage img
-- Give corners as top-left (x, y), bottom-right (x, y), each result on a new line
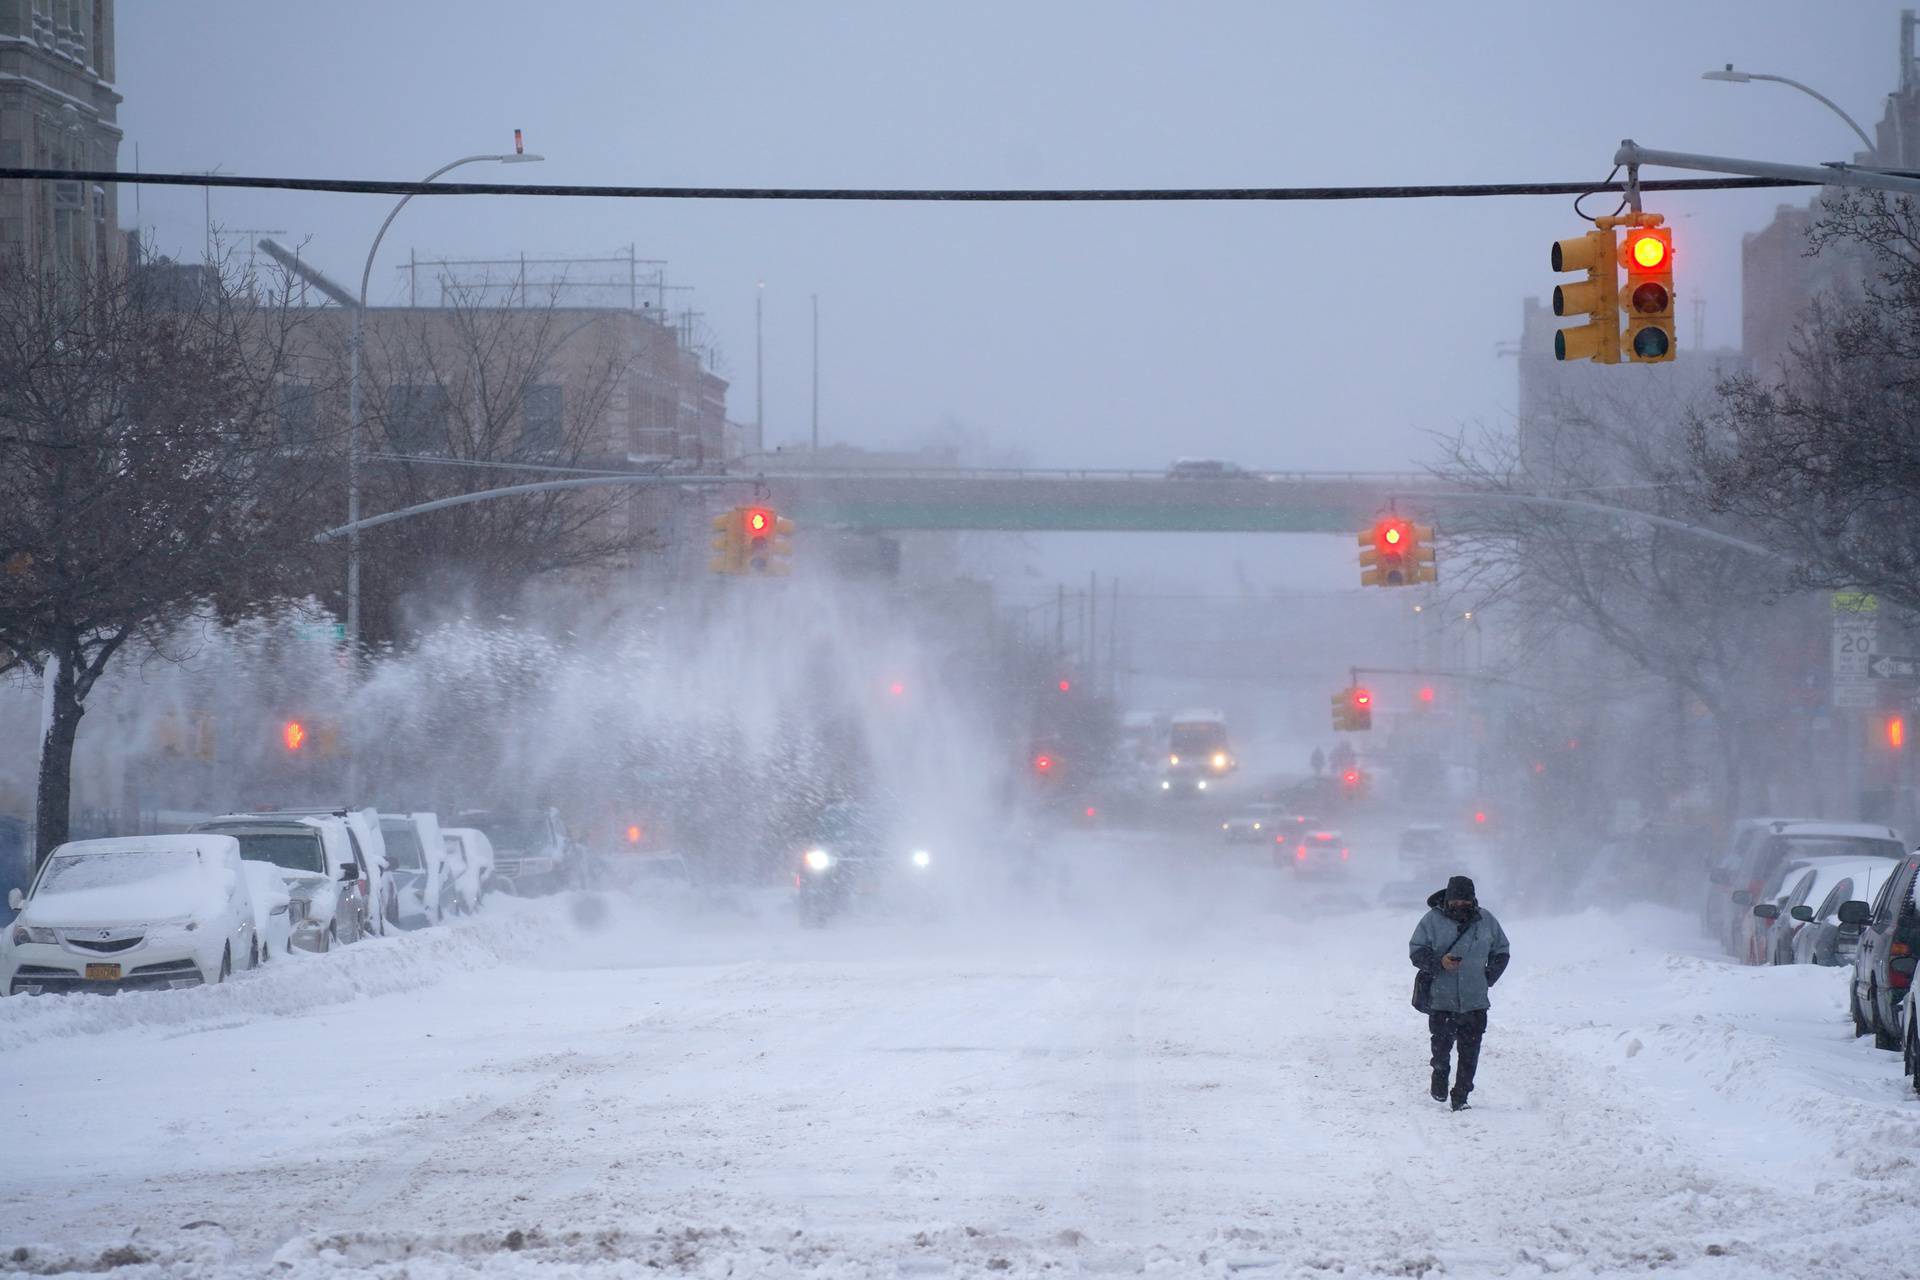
top-left (1409, 874), bottom-right (1511, 1111)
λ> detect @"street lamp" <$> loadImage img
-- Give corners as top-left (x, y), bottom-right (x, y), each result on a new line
top-left (1701, 64), bottom-right (1877, 158)
top-left (345, 149), bottom-right (545, 653)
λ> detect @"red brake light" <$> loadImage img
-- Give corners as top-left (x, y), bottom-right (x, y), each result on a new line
top-left (1341, 848), bottom-right (1350, 859)
top-left (1295, 845), bottom-right (1307, 860)
top-left (1084, 806), bottom-right (1096, 818)
top-left (1473, 811), bottom-right (1487, 824)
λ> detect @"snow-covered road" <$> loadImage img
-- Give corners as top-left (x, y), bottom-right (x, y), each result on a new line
top-left (4, 833), bottom-right (1918, 1278)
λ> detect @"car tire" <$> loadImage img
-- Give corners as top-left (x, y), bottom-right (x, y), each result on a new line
top-left (1904, 1004), bottom-right (1920, 1091)
top-left (1872, 982), bottom-right (1901, 1051)
top-left (248, 938), bottom-right (259, 969)
top-left (1851, 984), bottom-right (1872, 1038)
top-left (218, 945), bottom-right (231, 984)
top-left (322, 923), bottom-right (336, 952)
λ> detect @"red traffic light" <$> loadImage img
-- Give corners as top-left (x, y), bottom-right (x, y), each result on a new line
top-left (888, 681), bottom-right (905, 697)
top-left (1625, 230), bottom-right (1668, 271)
top-left (1057, 679), bottom-right (1072, 693)
top-left (282, 720), bottom-right (306, 752)
top-left (1418, 685), bottom-right (1434, 704)
top-left (1473, 810), bottom-right (1488, 825)
top-left (1034, 754), bottom-right (1053, 773)
top-left (745, 507), bottom-right (772, 534)
top-left (1352, 688), bottom-right (1372, 709)
top-left (1342, 768), bottom-right (1359, 785)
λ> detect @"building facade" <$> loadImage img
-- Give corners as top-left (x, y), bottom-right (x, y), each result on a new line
top-left (0, 0), bottom-right (120, 271)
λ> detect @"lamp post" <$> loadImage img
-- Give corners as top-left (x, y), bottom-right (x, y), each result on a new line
top-left (1701, 64), bottom-right (1877, 158)
top-left (345, 149), bottom-right (544, 653)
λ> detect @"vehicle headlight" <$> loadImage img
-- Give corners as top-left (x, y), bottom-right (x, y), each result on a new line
top-left (1169, 754), bottom-right (1180, 765)
top-left (1160, 780), bottom-right (1172, 790)
top-left (1211, 752), bottom-right (1228, 770)
top-left (287, 897), bottom-right (311, 923)
top-left (910, 850), bottom-right (932, 869)
top-left (12, 925), bottom-right (56, 946)
top-left (804, 848), bottom-right (833, 873)
top-left (1196, 779), bottom-right (1209, 791)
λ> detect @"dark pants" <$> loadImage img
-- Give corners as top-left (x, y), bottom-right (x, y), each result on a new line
top-left (1428, 1009), bottom-right (1487, 1100)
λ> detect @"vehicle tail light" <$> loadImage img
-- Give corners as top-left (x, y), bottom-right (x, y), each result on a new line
top-left (1891, 941), bottom-right (1912, 957)
top-left (1296, 846), bottom-right (1307, 861)
top-left (1341, 848), bottom-right (1350, 860)
top-left (358, 878), bottom-right (369, 899)
top-left (1891, 956), bottom-right (1915, 988)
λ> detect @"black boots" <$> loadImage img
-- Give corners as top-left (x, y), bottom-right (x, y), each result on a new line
top-left (1430, 1071), bottom-right (1448, 1102)
top-left (1449, 1095), bottom-right (1470, 1112)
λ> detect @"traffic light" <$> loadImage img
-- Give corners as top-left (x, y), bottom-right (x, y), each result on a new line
top-left (1331, 686), bottom-right (1372, 731)
top-left (1359, 518), bottom-right (1412, 586)
top-left (1889, 715), bottom-right (1907, 750)
top-left (771, 512), bottom-right (795, 571)
top-left (1620, 224), bottom-right (1675, 363)
top-left (1418, 685), bottom-right (1435, 706)
top-left (279, 718), bottom-right (338, 757)
top-left (1405, 522), bottom-right (1437, 584)
top-left (709, 510), bottom-right (743, 575)
top-left (283, 719), bottom-right (307, 753)
top-left (1550, 228), bottom-right (1620, 364)
top-left (743, 507), bottom-right (774, 573)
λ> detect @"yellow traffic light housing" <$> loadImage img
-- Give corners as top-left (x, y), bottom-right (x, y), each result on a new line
top-left (1406, 522), bottom-right (1437, 584)
top-left (1550, 229), bottom-right (1620, 364)
top-left (1331, 690), bottom-right (1353, 731)
top-left (709, 509), bottom-right (743, 575)
top-left (1620, 224), bottom-right (1675, 363)
top-left (1359, 518), bottom-right (1416, 587)
top-left (770, 514), bottom-right (796, 575)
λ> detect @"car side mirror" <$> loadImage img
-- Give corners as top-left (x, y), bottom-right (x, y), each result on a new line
top-left (339, 864), bottom-right (358, 882)
top-left (1790, 905), bottom-right (1814, 923)
top-left (1837, 900), bottom-right (1872, 926)
top-left (6, 887), bottom-right (21, 911)
top-left (1752, 903), bottom-right (1780, 920)
top-left (1731, 890), bottom-right (1753, 907)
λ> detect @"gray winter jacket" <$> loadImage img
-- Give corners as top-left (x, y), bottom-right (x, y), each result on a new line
top-left (1409, 890), bottom-right (1512, 1014)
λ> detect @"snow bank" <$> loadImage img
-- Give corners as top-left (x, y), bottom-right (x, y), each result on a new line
top-left (0, 893), bottom-right (615, 1055)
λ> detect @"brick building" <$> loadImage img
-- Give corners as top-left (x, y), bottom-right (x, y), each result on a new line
top-left (0, 0), bottom-right (120, 271)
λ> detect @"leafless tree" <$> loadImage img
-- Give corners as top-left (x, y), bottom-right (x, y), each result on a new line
top-left (320, 280), bottom-right (645, 644)
top-left (0, 249), bottom-right (317, 861)
top-left (1435, 384), bottom-right (1811, 820)
top-left (1691, 191), bottom-right (1920, 613)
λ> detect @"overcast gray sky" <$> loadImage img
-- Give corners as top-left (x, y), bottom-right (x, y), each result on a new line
top-left (116, 2), bottom-right (1913, 596)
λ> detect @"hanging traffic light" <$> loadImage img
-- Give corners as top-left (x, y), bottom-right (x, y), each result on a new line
top-left (1359, 518), bottom-right (1413, 587)
top-left (1332, 686), bottom-right (1373, 731)
top-left (1620, 224), bottom-right (1675, 364)
top-left (743, 507), bottom-right (774, 573)
top-left (1550, 227), bottom-right (1620, 364)
top-left (709, 509), bottom-right (743, 575)
top-left (1405, 522), bottom-right (1437, 584)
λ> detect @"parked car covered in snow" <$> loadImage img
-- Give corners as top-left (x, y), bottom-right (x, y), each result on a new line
top-left (239, 860), bottom-right (292, 961)
top-left (455, 808), bottom-right (582, 894)
top-left (379, 812), bottom-right (449, 929)
top-left (193, 813), bottom-right (370, 952)
top-left (1719, 820), bottom-right (1902, 956)
top-left (4, 834), bottom-right (261, 994)
top-left (440, 827), bottom-right (495, 915)
top-left (1790, 862), bottom-right (1887, 968)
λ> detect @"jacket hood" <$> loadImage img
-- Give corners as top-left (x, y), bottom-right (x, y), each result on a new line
top-left (1426, 888), bottom-right (1446, 909)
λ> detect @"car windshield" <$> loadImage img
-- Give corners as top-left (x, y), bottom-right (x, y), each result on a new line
top-left (1774, 835), bottom-right (1901, 867)
top-left (1169, 725), bottom-right (1227, 754)
top-left (462, 813), bottom-right (546, 850)
top-left (217, 830), bottom-right (326, 875)
top-left (382, 824), bottom-right (425, 871)
top-left (37, 849), bottom-right (198, 894)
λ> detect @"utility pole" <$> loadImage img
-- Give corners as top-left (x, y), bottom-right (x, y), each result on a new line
top-left (1056, 583), bottom-right (1066, 657)
top-left (1088, 571), bottom-right (1098, 681)
top-left (810, 293), bottom-right (820, 452)
top-left (755, 280), bottom-right (765, 450)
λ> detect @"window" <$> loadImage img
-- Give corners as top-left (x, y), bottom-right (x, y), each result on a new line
top-left (385, 384), bottom-right (448, 454)
top-left (521, 384), bottom-right (563, 453)
top-left (277, 381), bottom-right (318, 446)
top-left (1814, 880), bottom-right (1854, 923)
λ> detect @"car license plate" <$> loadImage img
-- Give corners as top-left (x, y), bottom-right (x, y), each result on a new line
top-left (84, 963), bottom-right (121, 981)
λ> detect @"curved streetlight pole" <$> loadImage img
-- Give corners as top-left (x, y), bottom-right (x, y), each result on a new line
top-left (346, 150), bottom-right (544, 653)
top-left (1701, 64), bottom-right (1877, 158)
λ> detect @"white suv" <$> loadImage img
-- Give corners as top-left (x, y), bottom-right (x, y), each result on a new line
top-left (193, 813), bottom-right (371, 952)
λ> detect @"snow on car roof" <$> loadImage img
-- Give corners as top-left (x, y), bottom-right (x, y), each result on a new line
top-left (1767, 820), bottom-right (1901, 841)
top-left (49, 833), bottom-right (236, 858)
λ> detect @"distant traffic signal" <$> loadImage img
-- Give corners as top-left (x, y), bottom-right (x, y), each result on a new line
top-left (1620, 224), bottom-right (1675, 363)
top-left (1331, 686), bottom-right (1372, 731)
top-left (1359, 519), bottom-right (1433, 587)
top-left (710, 505), bottom-right (796, 576)
top-left (282, 719), bottom-right (307, 752)
top-left (1360, 518), bottom-right (1411, 587)
top-left (1889, 715), bottom-right (1907, 750)
top-left (1550, 228), bottom-right (1620, 364)
top-left (279, 718), bottom-right (339, 757)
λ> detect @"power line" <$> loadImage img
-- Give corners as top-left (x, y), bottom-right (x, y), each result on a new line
top-left (0, 167), bottom-right (1813, 204)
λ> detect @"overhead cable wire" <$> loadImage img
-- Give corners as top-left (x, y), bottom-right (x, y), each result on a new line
top-left (0, 167), bottom-right (1813, 203)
